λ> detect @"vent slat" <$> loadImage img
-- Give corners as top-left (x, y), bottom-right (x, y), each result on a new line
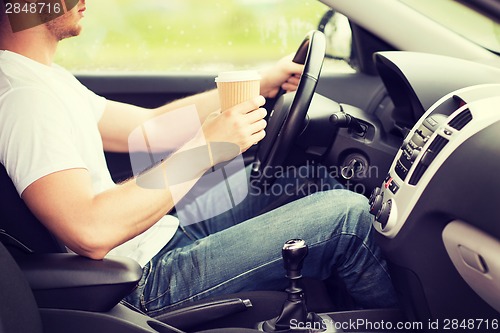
top-left (448, 109), bottom-right (473, 130)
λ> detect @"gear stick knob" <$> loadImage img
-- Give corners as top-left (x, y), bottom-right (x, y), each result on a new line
top-left (282, 239), bottom-right (308, 280)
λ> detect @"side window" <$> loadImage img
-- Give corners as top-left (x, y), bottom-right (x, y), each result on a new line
top-left (55, 0), bottom-right (350, 72)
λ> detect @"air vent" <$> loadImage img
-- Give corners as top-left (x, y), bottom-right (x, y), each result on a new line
top-left (409, 135), bottom-right (449, 185)
top-left (448, 109), bottom-right (472, 130)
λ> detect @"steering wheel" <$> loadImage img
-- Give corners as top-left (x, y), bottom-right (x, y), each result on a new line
top-left (252, 30), bottom-right (326, 184)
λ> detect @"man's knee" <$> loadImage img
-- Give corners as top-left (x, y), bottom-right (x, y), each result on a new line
top-left (320, 189), bottom-right (369, 210)
top-left (341, 190), bottom-right (374, 237)
top-left (318, 189), bottom-right (373, 232)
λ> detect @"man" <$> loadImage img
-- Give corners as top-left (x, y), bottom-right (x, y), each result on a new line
top-left (0, 0), bottom-right (397, 316)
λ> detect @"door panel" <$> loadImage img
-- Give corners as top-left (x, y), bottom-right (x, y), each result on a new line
top-left (78, 73), bottom-right (217, 107)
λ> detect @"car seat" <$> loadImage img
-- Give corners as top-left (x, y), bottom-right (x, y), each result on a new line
top-left (0, 164), bottom-right (66, 255)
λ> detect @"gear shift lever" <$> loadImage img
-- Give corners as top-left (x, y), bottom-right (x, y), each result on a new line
top-left (282, 239), bottom-right (308, 280)
top-left (261, 239), bottom-right (324, 332)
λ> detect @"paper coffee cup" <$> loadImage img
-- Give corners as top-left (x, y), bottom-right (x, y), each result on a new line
top-left (215, 70), bottom-right (261, 111)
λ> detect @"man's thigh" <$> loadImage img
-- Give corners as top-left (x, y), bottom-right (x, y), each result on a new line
top-left (177, 163), bottom-right (343, 240)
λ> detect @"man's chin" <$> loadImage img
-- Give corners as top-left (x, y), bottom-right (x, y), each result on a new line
top-left (55, 25), bottom-right (82, 41)
top-left (72, 25), bottom-right (83, 38)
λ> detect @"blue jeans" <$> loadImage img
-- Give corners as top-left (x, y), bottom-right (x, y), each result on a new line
top-left (124, 165), bottom-right (397, 316)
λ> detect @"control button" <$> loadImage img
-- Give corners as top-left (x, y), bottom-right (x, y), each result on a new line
top-left (412, 130), bottom-right (426, 146)
top-left (388, 180), bottom-right (400, 194)
top-left (376, 200), bottom-right (392, 229)
top-left (352, 123), bottom-right (368, 138)
top-left (383, 177), bottom-right (400, 194)
top-left (404, 145), bottom-right (413, 156)
top-left (395, 161), bottom-right (408, 180)
top-left (410, 148), bottom-right (421, 162)
top-left (419, 149), bottom-right (436, 167)
top-left (400, 154), bottom-right (413, 170)
top-left (401, 142), bottom-right (411, 153)
top-left (426, 117), bottom-right (438, 127)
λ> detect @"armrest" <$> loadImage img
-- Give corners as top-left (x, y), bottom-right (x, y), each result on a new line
top-left (17, 253), bottom-right (142, 312)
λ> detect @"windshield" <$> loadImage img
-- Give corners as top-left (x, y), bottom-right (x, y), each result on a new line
top-left (400, 0), bottom-right (500, 54)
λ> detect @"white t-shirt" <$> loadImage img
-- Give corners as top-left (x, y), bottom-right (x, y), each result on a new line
top-left (0, 50), bottom-right (179, 267)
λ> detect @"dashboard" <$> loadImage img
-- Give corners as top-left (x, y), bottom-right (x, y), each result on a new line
top-left (374, 52), bottom-right (500, 130)
top-left (365, 51), bottom-right (500, 323)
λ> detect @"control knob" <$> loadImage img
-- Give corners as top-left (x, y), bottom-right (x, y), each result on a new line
top-left (376, 199), bottom-right (392, 229)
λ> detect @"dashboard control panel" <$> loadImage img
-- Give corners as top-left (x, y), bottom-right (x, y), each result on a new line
top-left (369, 84), bottom-right (500, 238)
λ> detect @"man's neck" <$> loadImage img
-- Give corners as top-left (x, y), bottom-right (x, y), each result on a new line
top-left (0, 25), bottom-right (58, 66)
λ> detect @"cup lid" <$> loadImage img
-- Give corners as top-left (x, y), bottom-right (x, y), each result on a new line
top-left (215, 70), bottom-right (261, 83)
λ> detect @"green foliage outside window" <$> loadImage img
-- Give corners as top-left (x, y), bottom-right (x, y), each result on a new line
top-left (56, 0), bottom-right (330, 72)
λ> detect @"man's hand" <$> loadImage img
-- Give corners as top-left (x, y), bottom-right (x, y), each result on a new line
top-left (259, 54), bottom-right (304, 99)
top-left (201, 96), bottom-right (267, 163)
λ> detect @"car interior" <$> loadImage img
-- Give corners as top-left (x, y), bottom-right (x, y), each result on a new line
top-left (1, 0), bottom-right (500, 332)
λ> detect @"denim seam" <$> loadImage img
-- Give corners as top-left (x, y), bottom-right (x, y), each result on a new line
top-left (338, 201), bottom-right (392, 279)
top-left (334, 231), bottom-right (390, 276)
top-left (139, 260), bottom-right (154, 312)
top-left (178, 224), bottom-right (196, 241)
top-left (143, 284), bottom-right (171, 307)
top-left (359, 236), bottom-right (392, 279)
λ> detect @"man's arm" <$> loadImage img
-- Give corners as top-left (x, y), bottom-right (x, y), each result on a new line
top-left (98, 55), bottom-right (303, 153)
top-left (99, 90), bottom-right (221, 153)
top-left (22, 97), bottom-right (267, 260)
